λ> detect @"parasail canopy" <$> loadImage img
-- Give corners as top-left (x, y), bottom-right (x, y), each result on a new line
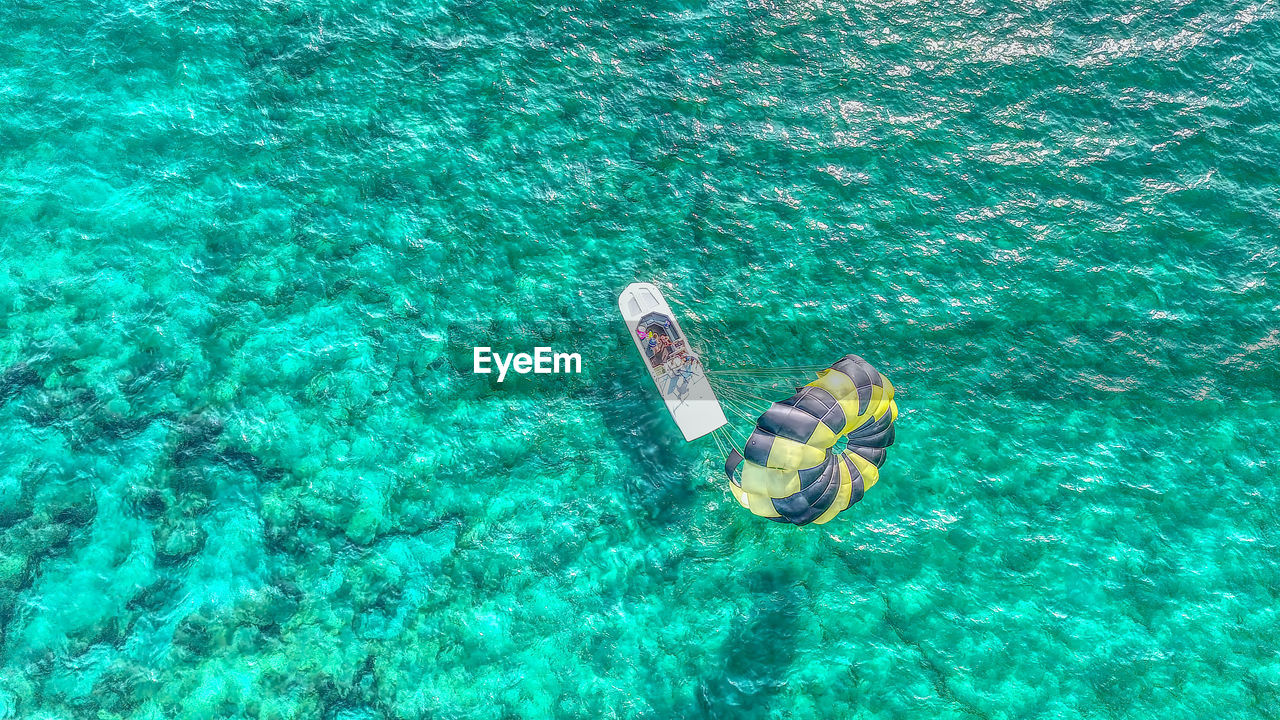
top-left (721, 355), bottom-right (898, 526)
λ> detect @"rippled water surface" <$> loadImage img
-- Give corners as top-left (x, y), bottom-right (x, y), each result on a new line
top-left (1, 0), bottom-right (1278, 717)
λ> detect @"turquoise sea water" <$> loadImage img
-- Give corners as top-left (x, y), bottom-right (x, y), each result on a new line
top-left (2, 0), bottom-right (1279, 717)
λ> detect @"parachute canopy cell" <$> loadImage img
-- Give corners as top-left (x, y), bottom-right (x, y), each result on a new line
top-left (724, 355), bottom-right (898, 526)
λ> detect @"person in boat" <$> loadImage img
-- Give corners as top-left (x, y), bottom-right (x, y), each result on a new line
top-left (653, 333), bottom-right (675, 364)
top-left (665, 353), bottom-right (697, 397)
top-left (638, 328), bottom-right (661, 360)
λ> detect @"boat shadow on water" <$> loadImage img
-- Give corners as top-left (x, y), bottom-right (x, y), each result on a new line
top-left (593, 353), bottom-right (705, 528)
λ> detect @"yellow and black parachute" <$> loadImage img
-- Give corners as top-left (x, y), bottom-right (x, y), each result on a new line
top-left (716, 355), bottom-right (898, 526)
